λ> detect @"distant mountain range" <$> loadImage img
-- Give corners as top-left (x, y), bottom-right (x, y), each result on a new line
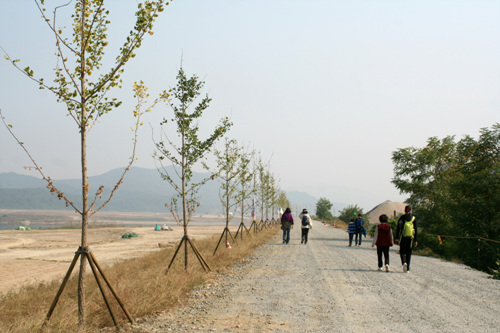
top-left (0, 167), bottom-right (329, 214)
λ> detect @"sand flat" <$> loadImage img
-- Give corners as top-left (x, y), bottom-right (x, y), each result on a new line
top-left (0, 225), bottom-right (224, 294)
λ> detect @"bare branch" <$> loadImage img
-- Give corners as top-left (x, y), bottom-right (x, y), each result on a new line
top-left (91, 83), bottom-right (159, 216)
top-left (0, 108), bottom-right (81, 214)
top-left (35, 0), bottom-right (77, 53)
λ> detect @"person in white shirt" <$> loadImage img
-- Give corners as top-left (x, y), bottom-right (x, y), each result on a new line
top-left (299, 208), bottom-right (312, 244)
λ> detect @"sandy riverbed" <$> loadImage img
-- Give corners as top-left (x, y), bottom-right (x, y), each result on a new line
top-left (0, 225), bottom-right (229, 295)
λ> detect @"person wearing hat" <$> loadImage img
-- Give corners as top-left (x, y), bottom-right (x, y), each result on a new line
top-left (299, 208), bottom-right (312, 244)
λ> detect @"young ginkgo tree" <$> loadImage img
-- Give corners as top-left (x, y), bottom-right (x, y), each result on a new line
top-left (207, 138), bottom-right (254, 253)
top-left (154, 67), bottom-right (231, 271)
top-left (1, 0), bottom-right (168, 327)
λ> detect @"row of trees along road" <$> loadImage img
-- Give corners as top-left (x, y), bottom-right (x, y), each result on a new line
top-left (392, 124), bottom-right (500, 276)
top-left (0, 0), bottom-right (290, 329)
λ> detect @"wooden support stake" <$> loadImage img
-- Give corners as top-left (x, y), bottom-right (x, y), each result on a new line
top-left (44, 249), bottom-right (81, 325)
top-left (43, 246), bottom-right (133, 329)
top-left (86, 251), bottom-right (117, 327)
top-left (234, 222), bottom-right (250, 240)
top-left (166, 236), bottom-right (211, 273)
top-left (166, 236), bottom-right (186, 274)
top-left (89, 251), bottom-right (134, 324)
top-left (188, 238), bottom-right (211, 271)
top-left (213, 227), bottom-right (235, 255)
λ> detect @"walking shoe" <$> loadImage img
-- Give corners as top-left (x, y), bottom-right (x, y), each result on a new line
top-left (377, 267), bottom-right (383, 271)
top-left (301, 239), bottom-right (304, 244)
top-left (385, 264), bottom-right (390, 272)
top-left (406, 270), bottom-right (410, 274)
top-left (403, 263), bottom-right (408, 273)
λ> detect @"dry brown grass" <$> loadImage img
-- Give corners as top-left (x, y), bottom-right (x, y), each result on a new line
top-left (323, 218), bottom-right (347, 230)
top-left (0, 227), bottom-right (278, 333)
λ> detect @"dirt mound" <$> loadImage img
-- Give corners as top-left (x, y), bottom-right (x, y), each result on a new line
top-left (366, 200), bottom-right (407, 223)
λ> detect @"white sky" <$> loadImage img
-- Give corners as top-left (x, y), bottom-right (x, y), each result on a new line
top-left (0, 0), bottom-right (499, 211)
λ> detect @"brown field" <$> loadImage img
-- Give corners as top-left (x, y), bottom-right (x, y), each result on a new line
top-left (0, 209), bottom-right (239, 295)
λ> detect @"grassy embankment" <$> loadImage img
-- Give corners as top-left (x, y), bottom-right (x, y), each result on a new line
top-left (0, 226), bottom-right (279, 332)
top-left (322, 217), bottom-right (348, 230)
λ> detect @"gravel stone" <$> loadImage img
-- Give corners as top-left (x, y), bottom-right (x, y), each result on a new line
top-left (108, 222), bottom-right (500, 332)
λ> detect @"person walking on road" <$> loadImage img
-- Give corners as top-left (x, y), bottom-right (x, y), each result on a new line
top-left (372, 214), bottom-right (394, 272)
top-left (395, 205), bottom-right (418, 273)
top-left (280, 207), bottom-right (294, 244)
top-left (355, 214), bottom-right (365, 246)
top-left (347, 218), bottom-right (356, 246)
top-left (299, 208), bottom-right (312, 244)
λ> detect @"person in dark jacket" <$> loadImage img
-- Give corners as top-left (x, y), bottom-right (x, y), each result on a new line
top-left (347, 218), bottom-right (356, 246)
top-left (372, 214), bottom-right (394, 272)
top-left (395, 205), bottom-right (418, 273)
top-left (280, 207), bottom-right (294, 244)
top-left (354, 214), bottom-right (364, 246)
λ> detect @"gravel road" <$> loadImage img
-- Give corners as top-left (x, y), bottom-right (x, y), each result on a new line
top-left (118, 220), bottom-right (500, 333)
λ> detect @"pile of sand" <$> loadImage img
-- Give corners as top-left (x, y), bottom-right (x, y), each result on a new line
top-left (366, 200), bottom-right (407, 223)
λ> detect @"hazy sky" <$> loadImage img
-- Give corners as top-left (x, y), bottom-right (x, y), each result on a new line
top-left (1, 1), bottom-right (499, 211)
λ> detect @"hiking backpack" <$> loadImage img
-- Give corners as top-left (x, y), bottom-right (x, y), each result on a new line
top-left (301, 215), bottom-right (309, 226)
top-left (402, 216), bottom-right (416, 237)
top-left (355, 218), bottom-right (363, 232)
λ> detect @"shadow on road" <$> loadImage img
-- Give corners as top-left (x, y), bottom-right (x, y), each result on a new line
top-left (318, 268), bottom-right (398, 273)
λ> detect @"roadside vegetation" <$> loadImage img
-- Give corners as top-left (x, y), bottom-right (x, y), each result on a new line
top-left (0, 227), bottom-right (278, 332)
top-left (392, 124), bottom-right (500, 278)
top-left (314, 188), bottom-right (499, 280)
top-left (311, 124), bottom-right (500, 279)
top-left (314, 199), bottom-right (369, 232)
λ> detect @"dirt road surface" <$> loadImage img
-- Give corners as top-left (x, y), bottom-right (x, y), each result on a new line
top-left (121, 220), bottom-right (500, 333)
top-left (0, 225), bottom-right (222, 295)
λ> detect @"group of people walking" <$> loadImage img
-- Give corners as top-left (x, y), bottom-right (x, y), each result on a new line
top-left (367, 205), bottom-right (418, 273)
top-left (281, 205), bottom-right (418, 274)
top-left (280, 208), bottom-right (312, 245)
top-left (347, 214), bottom-right (366, 246)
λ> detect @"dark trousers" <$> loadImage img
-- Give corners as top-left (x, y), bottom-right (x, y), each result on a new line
top-left (355, 231), bottom-right (362, 245)
top-left (377, 246), bottom-right (390, 267)
top-left (348, 233), bottom-right (354, 246)
top-left (399, 237), bottom-right (413, 270)
top-left (282, 227), bottom-right (291, 244)
top-left (301, 228), bottom-right (310, 243)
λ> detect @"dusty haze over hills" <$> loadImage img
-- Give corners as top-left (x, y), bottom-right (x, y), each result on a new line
top-left (0, 167), bottom-right (340, 215)
top-left (2, 1), bottom-right (497, 211)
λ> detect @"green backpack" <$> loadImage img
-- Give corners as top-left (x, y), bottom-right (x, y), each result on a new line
top-left (402, 216), bottom-right (416, 238)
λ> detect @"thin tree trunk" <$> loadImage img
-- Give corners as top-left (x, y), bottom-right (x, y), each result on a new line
top-left (240, 190), bottom-right (244, 226)
top-left (78, 1), bottom-right (88, 325)
top-left (181, 115), bottom-right (188, 270)
top-left (79, 126), bottom-right (88, 325)
top-left (183, 170), bottom-right (188, 269)
top-left (226, 177), bottom-right (230, 229)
